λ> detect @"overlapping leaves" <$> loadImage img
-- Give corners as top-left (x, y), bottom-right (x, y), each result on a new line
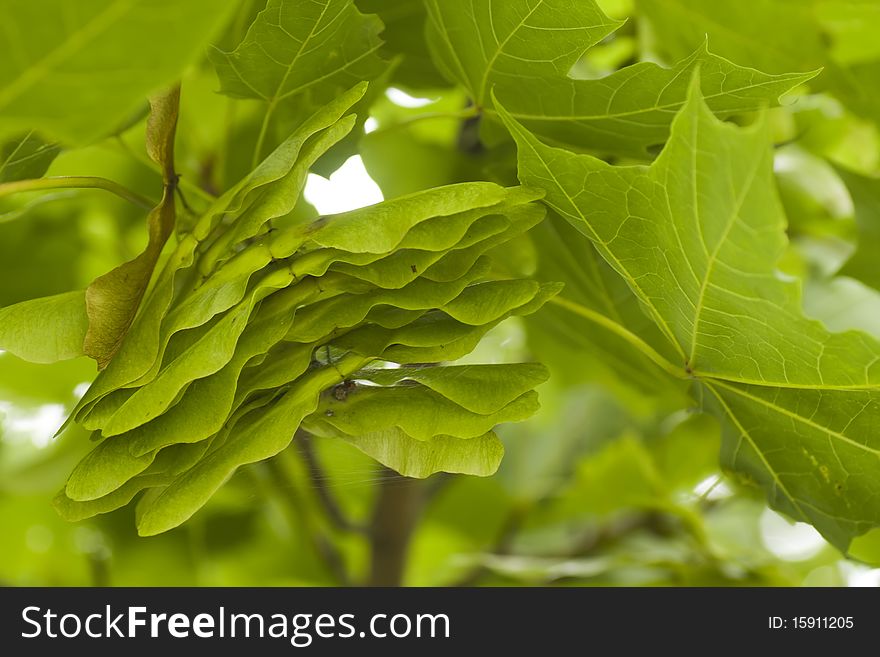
top-left (23, 86), bottom-right (553, 535)
top-left (499, 80), bottom-right (880, 551)
top-left (637, 0), bottom-right (880, 126)
top-left (424, 0), bottom-right (816, 157)
top-left (210, 0), bottom-right (389, 165)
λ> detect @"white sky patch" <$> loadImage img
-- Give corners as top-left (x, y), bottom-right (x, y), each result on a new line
top-left (364, 117), bottom-right (379, 134)
top-left (773, 150), bottom-right (801, 174)
top-left (1, 402), bottom-right (67, 449)
top-left (842, 563), bottom-right (880, 587)
top-left (304, 155), bottom-right (383, 215)
top-left (385, 87), bottom-right (437, 108)
top-left (692, 475), bottom-right (733, 501)
top-left (73, 382), bottom-right (92, 400)
top-left (760, 509), bottom-right (827, 561)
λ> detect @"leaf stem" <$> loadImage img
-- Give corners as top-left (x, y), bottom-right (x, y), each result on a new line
top-left (262, 455), bottom-right (352, 585)
top-left (295, 429), bottom-right (368, 535)
top-left (548, 295), bottom-right (688, 380)
top-left (253, 98), bottom-right (278, 170)
top-left (0, 176), bottom-right (156, 210)
top-left (112, 137), bottom-right (215, 203)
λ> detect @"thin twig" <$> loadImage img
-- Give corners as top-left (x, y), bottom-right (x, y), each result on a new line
top-left (295, 430), bottom-right (368, 534)
top-left (549, 295), bottom-right (689, 380)
top-left (112, 136), bottom-right (216, 203)
top-left (264, 455), bottom-right (352, 586)
top-left (0, 176), bottom-right (156, 210)
top-left (252, 98), bottom-right (278, 170)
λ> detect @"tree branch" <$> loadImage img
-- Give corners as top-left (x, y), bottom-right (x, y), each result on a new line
top-left (367, 469), bottom-right (424, 587)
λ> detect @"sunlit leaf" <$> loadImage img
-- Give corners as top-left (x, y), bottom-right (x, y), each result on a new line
top-left (501, 79), bottom-right (880, 550)
top-left (0, 291), bottom-right (88, 363)
top-left (425, 0), bottom-right (814, 156)
top-left (0, 0), bottom-right (238, 145)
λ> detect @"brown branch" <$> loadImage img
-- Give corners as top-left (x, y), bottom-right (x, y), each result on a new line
top-left (366, 469), bottom-right (424, 587)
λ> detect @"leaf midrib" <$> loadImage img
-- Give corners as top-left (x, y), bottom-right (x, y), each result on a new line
top-left (704, 380), bottom-right (809, 523)
top-left (0, 130), bottom-right (34, 176)
top-left (708, 379), bottom-right (880, 457)
top-left (476, 0), bottom-right (544, 106)
top-left (687, 134), bottom-right (764, 366)
top-left (506, 117), bottom-right (687, 360)
top-left (265, 0), bottom-right (335, 104)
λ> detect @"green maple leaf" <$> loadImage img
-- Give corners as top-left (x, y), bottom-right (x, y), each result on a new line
top-left (637, 0), bottom-right (880, 126)
top-left (210, 0), bottom-right (385, 103)
top-left (499, 79), bottom-right (880, 551)
top-left (210, 0), bottom-right (388, 163)
top-left (0, 132), bottom-right (59, 183)
top-left (0, 0), bottom-right (238, 145)
top-left (424, 0), bottom-right (816, 157)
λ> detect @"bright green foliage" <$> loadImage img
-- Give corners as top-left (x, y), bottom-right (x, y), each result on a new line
top-left (0, 132), bottom-right (59, 182)
top-left (425, 0), bottom-right (621, 110)
top-left (357, 0), bottom-right (447, 89)
top-left (45, 85), bottom-right (552, 534)
top-left (636, 0), bottom-right (880, 124)
top-left (67, 84), bottom-right (369, 424)
top-left (211, 0), bottom-right (385, 104)
top-left (637, 0), bottom-right (825, 76)
top-left (498, 43), bottom-right (816, 158)
top-left (0, 291), bottom-right (88, 363)
top-left (815, 0), bottom-right (880, 65)
top-left (210, 0), bottom-right (388, 163)
top-left (500, 82), bottom-right (880, 550)
top-left (315, 428), bottom-right (506, 479)
top-left (0, 0), bottom-right (239, 145)
top-left (425, 0), bottom-right (815, 156)
top-left (2, 0), bottom-right (880, 585)
top-left (525, 213), bottom-right (687, 403)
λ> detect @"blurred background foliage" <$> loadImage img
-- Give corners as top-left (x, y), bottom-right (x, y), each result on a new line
top-left (2, 0), bottom-right (880, 586)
